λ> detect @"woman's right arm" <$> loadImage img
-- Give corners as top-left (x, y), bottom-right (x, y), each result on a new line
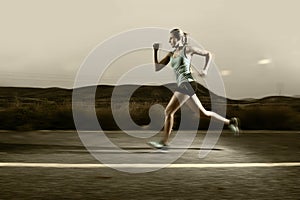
top-left (153, 43), bottom-right (172, 71)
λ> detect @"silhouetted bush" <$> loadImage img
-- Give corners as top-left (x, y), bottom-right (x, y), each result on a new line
top-left (0, 103), bottom-right (74, 131)
top-left (231, 105), bottom-right (299, 130)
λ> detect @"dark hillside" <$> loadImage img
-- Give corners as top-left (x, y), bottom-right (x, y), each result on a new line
top-left (0, 84), bottom-right (299, 130)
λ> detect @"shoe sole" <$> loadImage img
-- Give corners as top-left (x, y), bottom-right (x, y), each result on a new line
top-left (147, 142), bottom-right (169, 151)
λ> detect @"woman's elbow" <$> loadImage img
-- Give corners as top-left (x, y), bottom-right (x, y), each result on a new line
top-left (155, 63), bottom-right (164, 71)
top-left (207, 51), bottom-right (212, 58)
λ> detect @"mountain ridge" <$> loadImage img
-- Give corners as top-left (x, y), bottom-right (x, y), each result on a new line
top-left (0, 84), bottom-right (299, 130)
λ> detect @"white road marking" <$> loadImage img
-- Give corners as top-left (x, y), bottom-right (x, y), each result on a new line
top-left (0, 162), bottom-right (299, 168)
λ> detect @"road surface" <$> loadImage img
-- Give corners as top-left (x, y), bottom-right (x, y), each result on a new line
top-left (0, 130), bottom-right (299, 200)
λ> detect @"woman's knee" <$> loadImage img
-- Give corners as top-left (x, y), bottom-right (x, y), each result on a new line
top-left (202, 110), bottom-right (212, 117)
top-left (165, 106), bottom-right (175, 118)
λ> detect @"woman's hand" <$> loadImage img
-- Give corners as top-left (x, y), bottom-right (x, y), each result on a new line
top-left (198, 69), bottom-right (207, 77)
top-left (153, 43), bottom-right (160, 50)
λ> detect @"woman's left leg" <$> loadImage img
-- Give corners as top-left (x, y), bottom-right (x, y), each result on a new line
top-left (186, 94), bottom-right (240, 135)
top-left (185, 94), bottom-right (230, 124)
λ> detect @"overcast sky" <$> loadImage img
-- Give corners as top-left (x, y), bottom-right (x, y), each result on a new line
top-left (0, 0), bottom-right (299, 99)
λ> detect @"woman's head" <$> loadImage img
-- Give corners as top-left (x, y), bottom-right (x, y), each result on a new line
top-left (169, 28), bottom-right (188, 48)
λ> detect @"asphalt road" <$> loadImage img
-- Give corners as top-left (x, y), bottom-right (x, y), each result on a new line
top-left (0, 130), bottom-right (299, 200)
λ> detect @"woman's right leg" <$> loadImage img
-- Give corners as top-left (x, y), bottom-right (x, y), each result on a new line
top-left (162, 91), bottom-right (190, 145)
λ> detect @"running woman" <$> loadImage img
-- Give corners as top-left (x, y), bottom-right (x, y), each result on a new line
top-left (148, 28), bottom-right (239, 150)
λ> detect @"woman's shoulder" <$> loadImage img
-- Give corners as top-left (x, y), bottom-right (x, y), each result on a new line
top-left (168, 51), bottom-right (174, 56)
top-left (184, 45), bottom-right (207, 56)
top-left (184, 45), bottom-right (194, 52)
top-left (182, 45), bottom-right (194, 57)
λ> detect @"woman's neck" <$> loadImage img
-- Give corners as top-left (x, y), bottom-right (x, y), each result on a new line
top-left (174, 44), bottom-right (184, 51)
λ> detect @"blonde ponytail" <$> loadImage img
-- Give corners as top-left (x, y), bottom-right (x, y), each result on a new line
top-left (183, 32), bottom-right (188, 45)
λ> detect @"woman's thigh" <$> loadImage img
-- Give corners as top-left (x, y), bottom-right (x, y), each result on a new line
top-left (185, 94), bottom-right (208, 114)
top-left (165, 91), bottom-right (190, 114)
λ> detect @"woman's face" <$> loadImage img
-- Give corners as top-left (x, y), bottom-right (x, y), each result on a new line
top-left (169, 33), bottom-right (180, 48)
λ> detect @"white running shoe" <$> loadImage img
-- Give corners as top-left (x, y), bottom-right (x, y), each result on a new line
top-left (228, 117), bottom-right (240, 136)
top-left (147, 141), bottom-right (169, 150)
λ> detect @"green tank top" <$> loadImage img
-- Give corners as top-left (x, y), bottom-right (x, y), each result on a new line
top-left (170, 46), bottom-right (194, 86)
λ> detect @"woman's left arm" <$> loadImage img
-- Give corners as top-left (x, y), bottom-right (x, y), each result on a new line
top-left (188, 46), bottom-right (212, 76)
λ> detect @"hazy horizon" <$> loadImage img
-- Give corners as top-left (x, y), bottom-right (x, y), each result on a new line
top-left (1, 82), bottom-right (299, 101)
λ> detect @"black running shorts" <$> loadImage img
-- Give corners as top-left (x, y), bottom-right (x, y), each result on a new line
top-left (175, 81), bottom-right (197, 96)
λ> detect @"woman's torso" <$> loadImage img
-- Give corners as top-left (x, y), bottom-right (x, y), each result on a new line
top-left (170, 46), bottom-right (194, 86)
